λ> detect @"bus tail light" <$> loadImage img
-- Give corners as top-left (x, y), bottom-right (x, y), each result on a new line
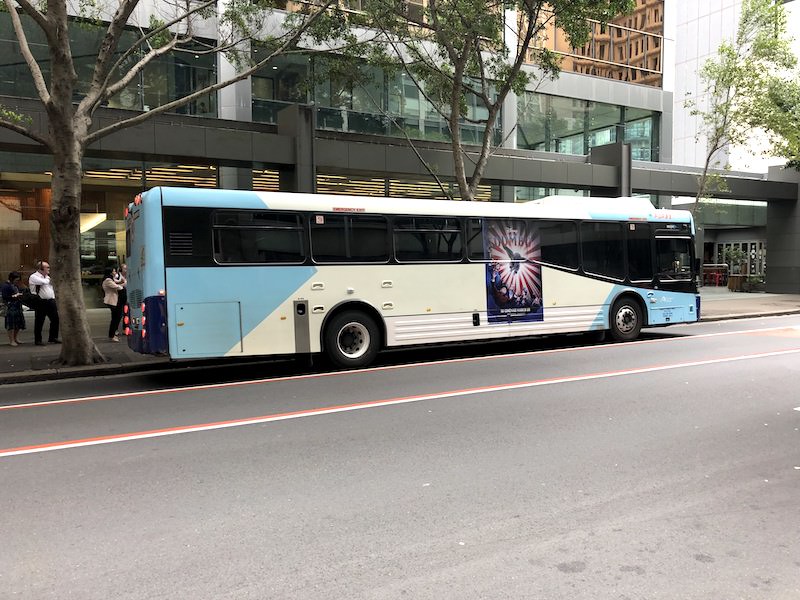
top-left (124, 327), bottom-right (131, 336)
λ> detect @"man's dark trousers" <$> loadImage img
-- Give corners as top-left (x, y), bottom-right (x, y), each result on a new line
top-left (34, 298), bottom-right (59, 343)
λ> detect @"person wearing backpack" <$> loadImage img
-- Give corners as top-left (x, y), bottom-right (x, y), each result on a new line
top-left (28, 260), bottom-right (60, 346)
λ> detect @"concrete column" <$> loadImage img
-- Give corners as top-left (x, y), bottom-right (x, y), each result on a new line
top-left (216, 51), bottom-right (252, 123)
top-left (277, 104), bottom-right (316, 193)
top-left (218, 167), bottom-right (253, 190)
top-left (766, 166), bottom-right (800, 293)
top-left (589, 141), bottom-right (632, 197)
top-left (216, 5), bottom-right (252, 191)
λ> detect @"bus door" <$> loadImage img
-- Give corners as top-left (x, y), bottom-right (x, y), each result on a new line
top-left (651, 227), bottom-right (698, 323)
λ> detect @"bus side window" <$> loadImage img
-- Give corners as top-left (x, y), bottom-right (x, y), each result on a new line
top-left (627, 223), bottom-right (653, 281)
top-left (466, 218), bottom-right (486, 261)
top-left (216, 228), bottom-right (245, 263)
top-left (394, 217), bottom-right (462, 262)
top-left (581, 222), bottom-right (624, 279)
top-left (539, 221), bottom-right (578, 269)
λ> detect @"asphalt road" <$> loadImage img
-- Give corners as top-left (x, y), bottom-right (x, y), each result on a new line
top-left (2, 316), bottom-right (800, 599)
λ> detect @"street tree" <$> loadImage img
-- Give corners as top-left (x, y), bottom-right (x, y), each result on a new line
top-left (687, 0), bottom-right (796, 214)
top-left (761, 78), bottom-right (800, 170)
top-left (350, 0), bottom-right (634, 202)
top-left (0, 0), bottom-right (362, 366)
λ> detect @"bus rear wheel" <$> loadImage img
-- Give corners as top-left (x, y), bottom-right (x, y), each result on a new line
top-left (324, 310), bottom-right (380, 369)
top-left (610, 297), bottom-right (643, 342)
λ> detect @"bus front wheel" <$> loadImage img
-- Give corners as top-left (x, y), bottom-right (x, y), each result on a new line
top-left (324, 311), bottom-right (380, 369)
top-left (610, 297), bottom-right (643, 342)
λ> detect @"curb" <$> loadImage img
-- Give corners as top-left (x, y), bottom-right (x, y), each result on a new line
top-left (699, 309), bottom-right (800, 323)
top-left (0, 359), bottom-right (174, 385)
top-left (3, 309), bottom-right (800, 385)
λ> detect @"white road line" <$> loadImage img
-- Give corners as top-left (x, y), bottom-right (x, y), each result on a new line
top-left (2, 324), bottom-right (798, 412)
top-left (2, 347), bottom-right (800, 459)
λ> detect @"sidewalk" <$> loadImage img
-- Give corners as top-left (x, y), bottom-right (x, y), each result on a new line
top-left (0, 308), bottom-right (170, 384)
top-left (1, 289), bottom-right (799, 384)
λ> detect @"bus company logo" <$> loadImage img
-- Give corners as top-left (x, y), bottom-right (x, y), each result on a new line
top-left (333, 207), bottom-right (366, 212)
top-left (652, 210), bottom-right (675, 219)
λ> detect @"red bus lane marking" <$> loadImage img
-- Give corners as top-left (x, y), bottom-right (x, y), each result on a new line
top-left (2, 347), bottom-right (800, 459)
top-left (0, 323), bottom-right (796, 413)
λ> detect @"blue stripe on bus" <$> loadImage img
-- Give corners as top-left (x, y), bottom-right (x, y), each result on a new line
top-left (165, 266), bottom-right (317, 340)
top-left (157, 187), bottom-right (269, 209)
top-left (598, 285), bottom-right (700, 327)
top-left (587, 211), bottom-right (691, 223)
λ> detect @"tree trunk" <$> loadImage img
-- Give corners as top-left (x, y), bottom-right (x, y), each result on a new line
top-left (50, 146), bottom-right (103, 365)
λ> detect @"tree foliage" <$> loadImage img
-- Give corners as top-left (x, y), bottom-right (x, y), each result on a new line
top-left (761, 77), bottom-right (800, 170)
top-left (349, 0), bottom-right (635, 201)
top-left (687, 0), bottom-right (797, 212)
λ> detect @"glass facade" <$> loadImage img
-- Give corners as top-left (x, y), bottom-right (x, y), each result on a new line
top-left (517, 91), bottom-right (659, 161)
top-left (251, 52), bottom-right (501, 145)
top-left (0, 13), bottom-right (217, 116)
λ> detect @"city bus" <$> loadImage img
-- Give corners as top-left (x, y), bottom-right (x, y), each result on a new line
top-left (125, 187), bottom-right (700, 368)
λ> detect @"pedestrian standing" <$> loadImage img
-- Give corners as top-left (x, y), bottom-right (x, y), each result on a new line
top-left (114, 263), bottom-right (128, 336)
top-left (102, 268), bottom-right (124, 342)
top-left (1, 271), bottom-right (25, 346)
top-left (28, 260), bottom-right (60, 346)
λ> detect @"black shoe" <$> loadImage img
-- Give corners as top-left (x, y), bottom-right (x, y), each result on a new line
top-left (35, 341), bottom-right (46, 346)
top-left (48, 339), bottom-right (61, 344)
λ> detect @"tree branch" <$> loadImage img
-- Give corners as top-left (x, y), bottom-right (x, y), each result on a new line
top-left (0, 117), bottom-right (52, 149)
top-left (4, 0), bottom-right (51, 105)
top-left (7, 0), bottom-right (54, 42)
top-left (85, 0), bottom-right (340, 144)
top-left (78, 0), bottom-right (141, 116)
top-left (96, 0), bottom-right (218, 112)
top-left (103, 38), bottom-right (180, 103)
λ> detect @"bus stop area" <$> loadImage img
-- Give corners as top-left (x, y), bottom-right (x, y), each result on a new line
top-left (2, 287), bottom-right (800, 385)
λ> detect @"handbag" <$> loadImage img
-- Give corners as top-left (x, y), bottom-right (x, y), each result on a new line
top-left (21, 287), bottom-right (39, 309)
top-left (0, 302), bottom-right (6, 318)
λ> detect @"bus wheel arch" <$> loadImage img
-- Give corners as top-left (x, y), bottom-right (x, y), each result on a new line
top-left (609, 293), bottom-right (646, 342)
top-left (321, 303), bottom-right (384, 368)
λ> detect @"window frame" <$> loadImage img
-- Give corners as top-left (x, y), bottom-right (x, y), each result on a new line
top-left (211, 209), bottom-right (307, 265)
top-left (392, 215), bottom-right (465, 264)
top-left (310, 213), bottom-right (390, 264)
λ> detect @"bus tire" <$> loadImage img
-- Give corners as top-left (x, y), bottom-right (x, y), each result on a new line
top-left (324, 310), bottom-right (380, 369)
top-left (610, 297), bottom-right (643, 342)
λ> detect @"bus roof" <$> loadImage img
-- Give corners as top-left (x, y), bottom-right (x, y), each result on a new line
top-left (143, 187), bottom-right (693, 224)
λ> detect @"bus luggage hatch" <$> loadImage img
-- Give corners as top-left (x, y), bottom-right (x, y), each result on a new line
top-left (174, 302), bottom-right (243, 357)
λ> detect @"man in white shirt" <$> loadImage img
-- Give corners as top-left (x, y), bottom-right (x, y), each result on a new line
top-left (28, 260), bottom-right (60, 345)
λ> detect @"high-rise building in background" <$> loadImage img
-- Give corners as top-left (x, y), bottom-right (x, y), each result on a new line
top-left (668, 0), bottom-right (799, 272)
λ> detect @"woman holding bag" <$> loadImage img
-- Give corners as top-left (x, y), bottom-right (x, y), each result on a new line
top-left (101, 268), bottom-right (124, 342)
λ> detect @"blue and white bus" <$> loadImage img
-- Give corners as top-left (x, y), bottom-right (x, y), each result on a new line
top-left (125, 187), bottom-right (700, 368)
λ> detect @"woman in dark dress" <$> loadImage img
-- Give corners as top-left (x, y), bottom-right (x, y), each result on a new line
top-left (1, 271), bottom-right (25, 346)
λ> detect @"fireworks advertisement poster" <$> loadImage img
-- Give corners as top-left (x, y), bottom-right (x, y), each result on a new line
top-left (485, 219), bottom-right (544, 323)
